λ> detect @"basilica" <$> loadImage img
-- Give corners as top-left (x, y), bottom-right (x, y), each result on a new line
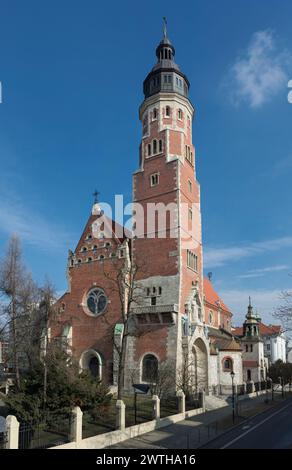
top-left (50, 27), bottom-right (283, 396)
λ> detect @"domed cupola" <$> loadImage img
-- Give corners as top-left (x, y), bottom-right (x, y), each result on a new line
top-left (243, 297), bottom-right (260, 337)
top-left (143, 19), bottom-right (190, 100)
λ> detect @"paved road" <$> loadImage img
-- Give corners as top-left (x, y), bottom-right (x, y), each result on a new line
top-left (201, 397), bottom-right (292, 449)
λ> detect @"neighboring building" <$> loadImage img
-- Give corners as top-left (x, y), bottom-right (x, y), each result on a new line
top-left (287, 341), bottom-right (292, 363)
top-left (203, 278), bottom-right (243, 388)
top-left (260, 324), bottom-right (286, 364)
top-left (50, 27), bottom-right (243, 395)
top-left (234, 315), bottom-right (286, 366)
top-left (233, 299), bottom-right (267, 382)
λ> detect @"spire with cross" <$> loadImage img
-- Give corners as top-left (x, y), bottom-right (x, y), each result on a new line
top-left (93, 189), bottom-right (100, 204)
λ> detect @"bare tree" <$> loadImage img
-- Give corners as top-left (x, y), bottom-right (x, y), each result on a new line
top-left (273, 290), bottom-right (292, 335)
top-left (0, 235), bottom-right (38, 388)
top-left (36, 280), bottom-right (59, 407)
top-left (100, 239), bottom-right (149, 400)
top-left (176, 348), bottom-right (196, 398)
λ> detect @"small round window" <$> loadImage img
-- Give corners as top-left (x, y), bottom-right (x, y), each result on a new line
top-left (86, 288), bottom-right (108, 316)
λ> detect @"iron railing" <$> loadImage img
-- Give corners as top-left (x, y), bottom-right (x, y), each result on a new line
top-left (18, 415), bottom-right (72, 449)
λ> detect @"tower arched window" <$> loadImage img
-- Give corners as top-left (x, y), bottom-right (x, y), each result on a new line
top-left (159, 139), bottom-right (163, 153)
top-left (153, 139), bottom-right (157, 154)
top-left (246, 344), bottom-right (248, 352)
top-left (165, 106), bottom-right (170, 117)
top-left (153, 108), bottom-right (157, 120)
top-left (142, 354), bottom-right (158, 382)
top-left (178, 109), bottom-right (183, 120)
top-left (250, 344), bottom-right (253, 352)
top-left (147, 144), bottom-right (151, 157)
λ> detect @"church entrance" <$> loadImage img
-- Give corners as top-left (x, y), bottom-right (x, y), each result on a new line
top-left (79, 349), bottom-right (102, 380)
top-left (193, 338), bottom-right (208, 394)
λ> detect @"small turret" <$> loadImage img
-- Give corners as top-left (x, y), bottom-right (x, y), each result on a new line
top-left (243, 297), bottom-right (260, 337)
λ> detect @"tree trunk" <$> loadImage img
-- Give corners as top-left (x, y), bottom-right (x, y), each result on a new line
top-left (117, 329), bottom-right (128, 400)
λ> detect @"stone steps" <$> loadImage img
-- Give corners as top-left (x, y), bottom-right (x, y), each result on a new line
top-left (205, 395), bottom-right (229, 411)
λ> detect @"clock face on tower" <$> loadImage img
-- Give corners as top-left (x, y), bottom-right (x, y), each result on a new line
top-left (86, 288), bottom-right (108, 316)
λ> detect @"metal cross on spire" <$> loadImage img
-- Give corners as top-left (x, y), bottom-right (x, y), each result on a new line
top-left (93, 189), bottom-right (100, 204)
top-left (163, 17), bottom-right (167, 38)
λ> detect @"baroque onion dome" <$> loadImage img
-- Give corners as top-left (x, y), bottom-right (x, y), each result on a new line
top-left (243, 297), bottom-right (260, 337)
top-left (143, 20), bottom-right (190, 99)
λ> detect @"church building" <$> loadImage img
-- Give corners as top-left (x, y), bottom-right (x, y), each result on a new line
top-left (51, 26), bottom-right (243, 395)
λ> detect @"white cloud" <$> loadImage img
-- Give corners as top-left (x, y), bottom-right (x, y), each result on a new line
top-left (219, 287), bottom-right (285, 326)
top-left (0, 194), bottom-right (71, 252)
top-left (226, 30), bottom-right (291, 108)
top-left (204, 236), bottom-right (292, 268)
top-left (238, 264), bottom-right (290, 279)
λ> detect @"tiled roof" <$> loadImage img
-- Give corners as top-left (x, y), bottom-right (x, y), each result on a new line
top-left (213, 338), bottom-right (242, 352)
top-left (208, 326), bottom-right (233, 340)
top-left (233, 322), bottom-right (282, 338)
top-left (203, 278), bottom-right (230, 312)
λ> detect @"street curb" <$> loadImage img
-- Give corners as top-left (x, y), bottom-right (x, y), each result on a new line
top-left (197, 395), bottom-right (291, 449)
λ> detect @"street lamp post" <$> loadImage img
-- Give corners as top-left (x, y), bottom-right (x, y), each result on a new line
top-left (231, 371), bottom-right (235, 424)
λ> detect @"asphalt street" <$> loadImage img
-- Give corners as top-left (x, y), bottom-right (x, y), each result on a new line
top-left (201, 397), bottom-right (292, 449)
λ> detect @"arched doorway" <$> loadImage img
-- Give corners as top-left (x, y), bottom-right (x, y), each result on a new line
top-left (79, 349), bottom-right (103, 380)
top-left (193, 338), bottom-right (208, 393)
top-left (142, 354), bottom-right (159, 383)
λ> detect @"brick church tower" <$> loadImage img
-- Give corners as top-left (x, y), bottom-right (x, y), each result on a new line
top-left (125, 24), bottom-right (209, 392)
top-left (51, 24), bottom-right (231, 395)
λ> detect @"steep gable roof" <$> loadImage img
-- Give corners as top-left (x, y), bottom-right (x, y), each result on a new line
top-left (203, 277), bottom-right (230, 313)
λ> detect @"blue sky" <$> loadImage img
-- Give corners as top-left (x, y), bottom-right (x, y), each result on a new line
top-left (0, 0), bottom-right (292, 326)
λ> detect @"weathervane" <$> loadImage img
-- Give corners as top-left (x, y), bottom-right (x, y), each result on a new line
top-left (93, 189), bottom-right (100, 204)
top-left (163, 17), bottom-right (167, 38)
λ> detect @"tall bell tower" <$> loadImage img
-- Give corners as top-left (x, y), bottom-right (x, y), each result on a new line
top-left (133, 22), bottom-right (203, 308)
top-left (127, 23), bottom-right (206, 391)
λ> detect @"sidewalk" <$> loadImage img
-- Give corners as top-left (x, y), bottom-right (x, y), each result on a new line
top-left (108, 392), bottom-right (287, 449)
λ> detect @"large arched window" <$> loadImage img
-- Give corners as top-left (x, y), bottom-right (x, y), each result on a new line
top-left (152, 139), bottom-right (157, 154)
top-left (142, 354), bottom-right (158, 382)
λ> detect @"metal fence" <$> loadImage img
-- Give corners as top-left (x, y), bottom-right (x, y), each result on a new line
top-left (18, 415), bottom-right (72, 449)
top-left (237, 384), bottom-right (245, 396)
top-left (254, 382), bottom-right (260, 392)
top-left (82, 403), bottom-right (116, 439)
top-left (185, 395), bottom-right (200, 411)
top-left (160, 396), bottom-right (179, 418)
top-left (0, 430), bottom-right (7, 449)
top-left (246, 382), bottom-right (253, 394)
